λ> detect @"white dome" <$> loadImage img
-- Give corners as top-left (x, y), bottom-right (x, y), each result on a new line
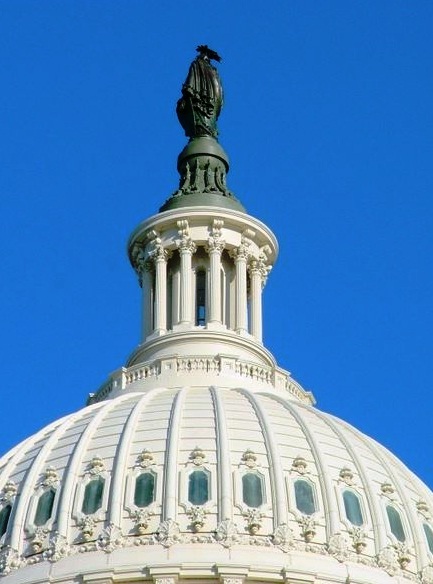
top-left (1, 378), bottom-right (433, 584)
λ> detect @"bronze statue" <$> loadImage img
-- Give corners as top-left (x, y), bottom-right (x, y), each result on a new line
top-left (176, 45), bottom-right (223, 139)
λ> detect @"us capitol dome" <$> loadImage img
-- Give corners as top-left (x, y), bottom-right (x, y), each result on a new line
top-left (1, 46), bottom-right (433, 584)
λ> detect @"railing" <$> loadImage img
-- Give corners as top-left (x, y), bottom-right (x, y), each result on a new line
top-left (87, 355), bottom-right (314, 406)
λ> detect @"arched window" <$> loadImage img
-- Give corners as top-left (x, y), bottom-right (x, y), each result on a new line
top-left (424, 523), bottom-right (433, 553)
top-left (294, 479), bottom-right (316, 515)
top-left (342, 490), bottom-right (363, 526)
top-left (195, 270), bottom-right (206, 325)
top-left (188, 470), bottom-right (209, 505)
top-left (0, 505), bottom-right (12, 539)
top-left (82, 477), bottom-right (105, 515)
top-left (242, 473), bottom-right (263, 508)
top-left (134, 472), bottom-right (155, 507)
top-left (34, 489), bottom-right (56, 526)
top-left (386, 505), bottom-right (406, 542)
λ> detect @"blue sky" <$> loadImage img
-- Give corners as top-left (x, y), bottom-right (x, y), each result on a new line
top-left (1, 1), bottom-right (432, 488)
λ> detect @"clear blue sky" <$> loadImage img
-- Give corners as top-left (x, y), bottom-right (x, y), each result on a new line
top-left (1, 1), bottom-right (432, 487)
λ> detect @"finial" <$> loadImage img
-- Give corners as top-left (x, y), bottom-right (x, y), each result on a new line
top-left (159, 48), bottom-right (245, 213)
top-left (176, 45), bottom-right (223, 139)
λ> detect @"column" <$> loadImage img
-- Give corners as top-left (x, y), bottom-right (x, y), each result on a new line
top-left (152, 244), bottom-right (169, 334)
top-left (207, 237), bottom-right (225, 324)
top-left (178, 237), bottom-right (196, 325)
top-left (136, 250), bottom-right (153, 341)
top-left (141, 264), bottom-right (153, 340)
top-left (234, 244), bottom-right (249, 334)
top-left (248, 260), bottom-right (263, 342)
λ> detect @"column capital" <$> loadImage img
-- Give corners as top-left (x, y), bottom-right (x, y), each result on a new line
top-left (231, 243), bottom-right (250, 261)
top-left (177, 236), bottom-right (197, 255)
top-left (150, 240), bottom-right (171, 262)
top-left (249, 257), bottom-right (271, 286)
top-left (206, 235), bottom-right (225, 255)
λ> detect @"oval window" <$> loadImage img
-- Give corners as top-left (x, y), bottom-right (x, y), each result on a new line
top-left (242, 473), bottom-right (263, 508)
top-left (34, 489), bottom-right (56, 526)
top-left (188, 470), bottom-right (209, 505)
top-left (294, 479), bottom-right (316, 515)
top-left (0, 505), bottom-right (12, 538)
top-left (82, 477), bottom-right (105, 515)
top-left (386, 505), bottom-right (406, 542)
top-left (342, 490), bottom-right (363, 526)
top-left (134, 473), bottom-right (155, 507)
top-left (424, 523), bottom-right (433, 553)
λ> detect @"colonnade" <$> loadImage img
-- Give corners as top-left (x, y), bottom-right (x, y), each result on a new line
top-left (137, 234), bottom-right (269, 344)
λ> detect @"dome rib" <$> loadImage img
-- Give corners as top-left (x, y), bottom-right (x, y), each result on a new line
top-left (302, 403), bottom-right (387, 552)
top-left (339, 417), bottom-right (429, 570)
top-left (210, 386), bottom-right (233, 522)
top-left (0, 416), bottom-right (69, 494)
top-left (264, 394), bottom-right (339, 537)
top-left (10, 412), bottom-right (84, 552)
top-left (236, 389), bottom-right (287, 527)
top-left (107, 392), bottom-right (156, 528)
top-left (162, 388), bottom-right (186, 521)
top-left (56, 396), bottom-right (133, 537)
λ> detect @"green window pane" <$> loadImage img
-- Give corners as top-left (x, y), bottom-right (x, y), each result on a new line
top-left (424, 524), bottom-right (433, 553)
top-left (294, 479), bottom-right (316, 515)
top-left (0, 505), bottom-right (12, 538)
top-left (242, 473), bottom-right (263, 508)
top-left (386, 505), bottom-right (406, 542)
top-left (188, 470), bottom-right (209, 505)
top-left (134, 473), bottom-right (155, 507)
top-left (82, 477), bottom-right (105, 515)
top-left (342, 490), bottom-right (363, 526)
top-left (34, 489), bottom-right (56, 526)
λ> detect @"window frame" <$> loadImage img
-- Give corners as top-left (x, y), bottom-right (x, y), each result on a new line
top-left (124, 464), bottom-right (160, 518)
top-left (26, 482), bottom-right (60, 536)
top-left (234, 467), bottom-right (268, 514)
top-left (287, 475), bottom-right (320, 521)
top-left (385, 503), bottom-right (407, 543)
top-left (341, 488), bottom-right (365, 527)
top-left (72, 464), bottom-right (111, 525)
top-left (0, 503), bottom-right (13, 546)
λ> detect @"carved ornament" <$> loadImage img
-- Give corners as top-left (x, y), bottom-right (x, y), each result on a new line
top-left (291, 456), bottom-right (308, 474)
top-left (273, 523), bottom-right (294, 552)
top-left (298, 515), bottom-right (316, 542)
top-left (327, 532), bottom-right (352, 562)
top-left (157, 519), bottom-right (181, 547)
top-left (243, 508), bottom-right (263, 534)
top-left (136, 449), bottom-right (155, 468)
top-left (97, 523), bottom-right (124, 553)
top-left (131, 508), bottom-right (152, 535)
top-left (241, 449), bottom-right (258, 468)
top-left (187, 505), bottom-right (208, 532)
top-left (190, 446), bottom-right (206, 466)
top-left (79, 516), bottom-right (96, 542)
top-left (339, 467), bottom-right (354, 485)
top-left (87, 456), bottom-right (105, 476)
top-left (215, 519), bottom-right (239, 548)
top-left (0, 481), bottom-right (17, 503)
top-left (40, 466), bottom-right (59, 488)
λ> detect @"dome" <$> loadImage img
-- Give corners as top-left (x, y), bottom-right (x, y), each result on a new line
top-left (2, 47), bottom-right (433, 584)
top-left (1, 380), bottom-right (433, 583)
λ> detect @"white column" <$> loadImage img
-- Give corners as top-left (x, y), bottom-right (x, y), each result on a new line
top-left (234, 244), bottom-right (249, 334)
top-left (152, 244), bottom-right (169, 334)
top-left (207, 237), bottom-right (224, 324)
top-left (178, 237), bottom-right (196, 325)
top-left (141, 264), bottom-right (153, 340)
top-left (248, 260), bottom-right (263, 342)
